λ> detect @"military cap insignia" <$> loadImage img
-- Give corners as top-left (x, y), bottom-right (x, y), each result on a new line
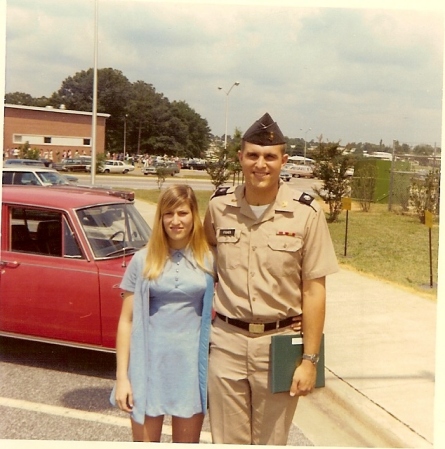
top-left (210, 185), bottom-right (230, 199)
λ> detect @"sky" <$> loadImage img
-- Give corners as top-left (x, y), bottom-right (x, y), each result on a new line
top-left (3, 0), bottom-right (445, 148)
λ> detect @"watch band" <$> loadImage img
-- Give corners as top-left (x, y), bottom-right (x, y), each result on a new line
top-left (302, 353), bottom-right (319, 365)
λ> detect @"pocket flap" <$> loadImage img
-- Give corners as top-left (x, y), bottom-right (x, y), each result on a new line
top-left (268, 235), bottom-right (302, 252)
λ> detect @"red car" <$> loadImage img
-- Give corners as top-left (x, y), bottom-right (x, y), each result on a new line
top-left (0, 185), bottom-right (151, 352)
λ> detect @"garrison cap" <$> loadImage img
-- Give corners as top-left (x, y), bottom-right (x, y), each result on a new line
top-left (242, 112), bottom-right (286, 146)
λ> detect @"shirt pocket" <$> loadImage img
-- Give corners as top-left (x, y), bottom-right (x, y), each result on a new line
top-left (266, 235), bottom-right (303, 276)
top-left (216, 228), bottom-right (242, 269)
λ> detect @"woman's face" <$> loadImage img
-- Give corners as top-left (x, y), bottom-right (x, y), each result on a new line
top-left (162, 202), bottom-right (194, 249)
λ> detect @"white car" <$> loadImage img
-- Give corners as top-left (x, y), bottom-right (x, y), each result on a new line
top-left (284, 163), bottom-right (314, 178)
top-left (2, 166), bottom-right (78, 186)
top-left (102, 160), bottom-right (135, 174)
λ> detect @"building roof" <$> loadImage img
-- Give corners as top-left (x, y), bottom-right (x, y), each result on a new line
top-left (5, 103), bottom-right (110, 118)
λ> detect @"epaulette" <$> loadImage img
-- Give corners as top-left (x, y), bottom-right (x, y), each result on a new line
top-left (294, 192), bottom-right (316, 210)
top-left (210, 185), bottom-right (230, 200)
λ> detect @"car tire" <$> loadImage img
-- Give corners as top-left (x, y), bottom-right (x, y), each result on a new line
top-left (105, 169), bottom-right (110, 173)
top-left (123, 170), bottom-right (128, 174)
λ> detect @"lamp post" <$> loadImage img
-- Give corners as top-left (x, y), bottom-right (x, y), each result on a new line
top-left (300, 127), bottom-right (311, 164)
top-left (123, 114), bottom-right (128, 160)
top-left (218, 81), bottom-right (240, 149)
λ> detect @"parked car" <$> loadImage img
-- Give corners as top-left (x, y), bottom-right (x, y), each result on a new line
top-left (283, 163), bottom-right (314, 178)
top-left (2, 166), bottom-right (78, 186)
top-left (0, 185), bottom-right (152, 351)
top-left (102, 160), bottom-right (135, 174)
top-left (4, 158), bottom-right (46, 167)
top-left (185, 158), bottom-right (207, 170)
top-left (280, 170), bottom-right (292, 182)
top-left (52, 158), bottom-right (88, 172)
top-left (143, 162), bottom-right (180, 176)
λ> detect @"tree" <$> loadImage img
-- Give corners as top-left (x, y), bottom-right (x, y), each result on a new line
top-left (170, 101), bottom-right (211, 158)
top-left (51, 68), bottom-right (133, 152)
top-left (350, 163), bottom-right (377, 212)
top-left (409, 170), bottom-right (440, 224)
top-left (312, 141), bottom-right (354, 222)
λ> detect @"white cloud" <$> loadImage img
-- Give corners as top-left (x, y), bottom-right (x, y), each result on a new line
top-left (5, 0), bottom-right (444, 146)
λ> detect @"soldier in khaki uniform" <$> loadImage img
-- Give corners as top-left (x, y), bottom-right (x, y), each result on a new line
top-left (204, 113), bottom-right (339, 445)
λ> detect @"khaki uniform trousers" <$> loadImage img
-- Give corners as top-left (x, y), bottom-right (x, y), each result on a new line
top-left (208, 316), bottom-right (299, 445)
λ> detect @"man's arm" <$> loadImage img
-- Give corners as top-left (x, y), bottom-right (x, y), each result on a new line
top-left (289, 277), bottom-right (326, 397)
top-left (203, 207), bottom-right (217, 247)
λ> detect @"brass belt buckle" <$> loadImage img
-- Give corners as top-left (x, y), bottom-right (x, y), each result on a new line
top-left (249, 323), bottom-right (265, 334)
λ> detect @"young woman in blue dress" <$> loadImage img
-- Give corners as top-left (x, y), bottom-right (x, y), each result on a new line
top-left (112, 184), bottom-right (215, 442)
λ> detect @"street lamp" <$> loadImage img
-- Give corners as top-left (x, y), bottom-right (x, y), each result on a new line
top-left (218, 81), bottom-right (240, 148)
top-left (300, 127), bottom-right (311, 164)
top-left (123, 114), bottom-right (128, 160)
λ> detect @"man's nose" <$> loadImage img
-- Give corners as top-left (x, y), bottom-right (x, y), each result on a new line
top-left (255, 156), bottom-right (266, 167)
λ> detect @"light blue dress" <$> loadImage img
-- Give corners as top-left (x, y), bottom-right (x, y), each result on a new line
top-left (145, 249), bottom-right (205, 417)
top-left (110, 247), bottom-right (214, 425)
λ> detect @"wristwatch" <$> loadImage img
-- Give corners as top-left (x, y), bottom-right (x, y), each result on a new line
top-left (302, 353), bottom-right (319, 365)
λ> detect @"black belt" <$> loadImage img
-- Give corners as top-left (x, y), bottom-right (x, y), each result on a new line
top-left (215, 312), bottom-right (296, 334)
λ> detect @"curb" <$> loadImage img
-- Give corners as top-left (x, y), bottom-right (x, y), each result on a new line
top-left (294, 369), bottom-right (433, 448)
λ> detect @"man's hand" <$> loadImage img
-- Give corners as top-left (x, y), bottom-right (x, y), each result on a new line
top-left (289, 360), bottom-right (317, 397)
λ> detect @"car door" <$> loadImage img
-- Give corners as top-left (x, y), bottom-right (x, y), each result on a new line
top-left (0, 205), bottom-right (103, 346)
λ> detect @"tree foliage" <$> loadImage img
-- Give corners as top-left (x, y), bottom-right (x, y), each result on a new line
top-left (409, 170), bottom-right (440, 224)
top-left (350, 163), bottom-right (377, 212)
top-left (312, 141), bottom-right (354, 222)
top-left (6, 67), bottom-right (210, 157)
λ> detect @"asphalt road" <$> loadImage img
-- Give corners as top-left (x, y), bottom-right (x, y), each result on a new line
top-left (0, 337), bottom-right (313, 444)
top-left (73, 168), bottom-right (321, 196)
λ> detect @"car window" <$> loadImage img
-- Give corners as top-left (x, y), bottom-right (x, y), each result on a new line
top-left (2, 172), bottom-right (14, 184)
top-left (77, 203), bottom-right (150, 259)
top-left (9, 207), bottom-right (83, 258)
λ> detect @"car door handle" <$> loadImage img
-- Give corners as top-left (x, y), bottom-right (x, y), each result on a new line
top-left (0, 260), bottom-right (21, 268)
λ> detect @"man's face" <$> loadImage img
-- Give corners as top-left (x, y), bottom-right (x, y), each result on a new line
top-left (238, 142), bottom-right (288, 192)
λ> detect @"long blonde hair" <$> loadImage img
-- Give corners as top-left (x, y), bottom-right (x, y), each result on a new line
top-left (143, 184), bottom-right (213, 280)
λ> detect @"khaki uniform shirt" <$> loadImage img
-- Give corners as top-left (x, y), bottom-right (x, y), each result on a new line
top-left (204, 182), bottom-right (339, 322)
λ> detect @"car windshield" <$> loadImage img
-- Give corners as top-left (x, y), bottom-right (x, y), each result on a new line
top-left (36, 171), bottom-right (69, 185)
top-left (77, 203), bottom-right (151, 259)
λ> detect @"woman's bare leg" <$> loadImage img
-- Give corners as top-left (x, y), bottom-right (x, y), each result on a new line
top-left (131, 415), bottom-right (164, 442)
top-left (172, 413), bottom-right (205, 443)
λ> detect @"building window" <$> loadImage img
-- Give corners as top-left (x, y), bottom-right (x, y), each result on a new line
top-left (44, 137), bottom-right (52, 144)
top-left (13, 135), bottom-right (23, 143)
top-left (83, 138), bottom-right (91, 146)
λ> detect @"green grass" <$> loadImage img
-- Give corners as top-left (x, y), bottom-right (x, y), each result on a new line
top-left (133, 189), bottom-right (438, 300)
top-left (327, 203), bottom-right (438, 299)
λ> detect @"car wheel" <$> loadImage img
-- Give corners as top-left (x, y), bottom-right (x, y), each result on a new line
top-left (105, 169), bottom-right (110, 173)
top-left (123, 169), bottom-right (128, 174)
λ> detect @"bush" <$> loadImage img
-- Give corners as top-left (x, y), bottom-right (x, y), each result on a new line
top-left (350, 164), bottom-right (377, 212)
top-left (409, 170), bottom-right (440, 224)
top-left (312, 141), bottom-right (354, 222)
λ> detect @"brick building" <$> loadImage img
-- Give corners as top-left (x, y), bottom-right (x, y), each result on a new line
top-left (3, 104), bottom-right (110, 162)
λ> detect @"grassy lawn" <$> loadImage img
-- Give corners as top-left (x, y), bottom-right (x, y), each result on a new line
top-left (327, 203), bottom-right (438, 299)
top-left (133, 189), bottom-right (438, 300)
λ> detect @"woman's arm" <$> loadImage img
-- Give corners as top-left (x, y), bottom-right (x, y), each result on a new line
top-left (114, 291), bottom-right (134, 413)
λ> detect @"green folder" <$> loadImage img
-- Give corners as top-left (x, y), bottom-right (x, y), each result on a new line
top-left (270, 333), bottom-right (325, 393)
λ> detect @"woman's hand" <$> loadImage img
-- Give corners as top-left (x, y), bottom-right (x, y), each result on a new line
top-left (291, 314), bottom-right (303, 332)
top-left (115, 378), bottom-right (134, 413)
